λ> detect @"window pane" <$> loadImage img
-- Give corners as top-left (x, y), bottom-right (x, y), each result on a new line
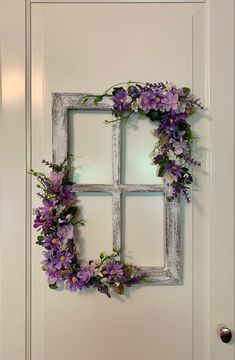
top-left (68, 110), bottom-right (113, 184)
top-left (121, 114), bottom-right (163, 185)
top-left (74, 193), bottom-right (113, 262)
top-left (122, 193), bottom-right (164, 267)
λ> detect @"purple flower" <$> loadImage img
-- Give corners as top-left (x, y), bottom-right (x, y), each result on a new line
top-left (154, 94), bottom-right (164, 109)
top-left (54, 251), bottom-right (73, 270)
top-left (46, 264), bottom-right (63, 287)
top-left (172, 86), bottom-right (184, 97)
top-left (68, 274), bottom-right (87, 292)
top-left (165, 161), bottom-right (184, 178)
top-left (169, 129), bottom-right (186, 141)
top-left (173, 112), bottom-right (187, 124)
top-left (162, 92), bottom-right (179, 111)
top-left (113, 89), bottom-right (132, 112)
top-left (57, 224), bottom-right (74, 242)
top-left (44, 234), bottom-right (61, 250)
top-left (157, 112), bottom-right (188, 140)
top-left (172, 140), bottom-right (188, 155)
top-left (102, 262), bottom-right (123, 282)
top-left (96, 283), bottom-right (111, 298)
top-left (33, 213), bottom-right (55, 232)
top-left (128, 86), bottom-right (140, 98)
top-left (41, 250), bottom-right (54, 267)
top-left (77, 264), bottom-right (95, 284)
top-left (50, 171), bottom-right (64, 191)
top-left (58, 185), bottom-right (75, 205)
top-left (138, 91), bottom-right (156, 113)
top-left (40, 198), bottom-right (57, 218)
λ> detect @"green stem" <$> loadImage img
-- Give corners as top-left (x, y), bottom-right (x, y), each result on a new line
top-left (104, 81), bottom-right (145, 95)
top-left (99, 250), bottom-right (120, 268)
top-left (104, 111), bottom-right (134, 124)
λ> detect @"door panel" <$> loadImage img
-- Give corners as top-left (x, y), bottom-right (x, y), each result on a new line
top-left (31, 3), bottom-right (204, 360)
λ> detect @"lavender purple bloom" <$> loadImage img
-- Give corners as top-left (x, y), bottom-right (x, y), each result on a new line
top-left (68, 274), bottom-right (86, 292)
top-left (77, 265), bottom-right (95, 284)
top-left (58, 185), bottom-right (75, 205)
top-left (172, 140), bottom-right (188, 155)
top-left (47, 264), bottom-right (64, 287)
top-left (138, 91), bottom-right (156, 113)
top-left (40, 198), bottom-right (57, 218)
top-left (165, 161), bottom-right (184, 178)
top-left (57, 224), bottom-right (74, 242)
top-left (54, 251), bottom-right (74, 270)
top-left (161, 92), bottom-right (179, 111)
top-left (33, 213), bottom-right (55, 232)
top-left (102, 262), bottom-right (124, 281)
top-left (113, 89), bottom-right (131, 113)
top-left (44, 234), bottom-right (62, 250)
top-left (50, 171), bottom-right (64, 190)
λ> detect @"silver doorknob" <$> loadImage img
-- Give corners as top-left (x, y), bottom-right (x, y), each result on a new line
top-left (219, 326), bottom-right (232, 343)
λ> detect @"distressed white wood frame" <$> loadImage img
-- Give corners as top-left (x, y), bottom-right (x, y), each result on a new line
top-left (52, 93), bottom-right (181, 284)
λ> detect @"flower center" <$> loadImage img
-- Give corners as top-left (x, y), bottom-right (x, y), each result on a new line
top-left (170, 118), bottom-right (174, 125)
top-left (155, 97), bottom-right (161, 103)
top-left (110, 269), bottom-right (117, 276)
top-left (72, 276), bottom-right (77, 283)
top-left (172, 166), bottom-right (177, 170)
top-left (51, 239), bottom-right (57, 244)
top-left (60, 255), bottom-right (65, 262)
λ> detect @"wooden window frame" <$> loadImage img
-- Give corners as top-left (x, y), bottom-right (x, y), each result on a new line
top-left (52, 93), bottom-right (181, 284)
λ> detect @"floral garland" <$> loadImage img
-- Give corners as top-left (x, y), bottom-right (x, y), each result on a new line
top-left (85, 81), bottom-right (203, 202)
top-left (30, 159), bottom-right (146, 298)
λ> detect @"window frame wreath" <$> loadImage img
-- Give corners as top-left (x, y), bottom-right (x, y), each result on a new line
top-left (31, 82), bottom-right (203, 298)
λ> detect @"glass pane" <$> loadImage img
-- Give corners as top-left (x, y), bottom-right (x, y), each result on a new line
top-left (74, 193), bottom-right (113, 262)
top-left (68, 110), bottom-right (113, 184)
top-left (121, 114), bottom-right (163, 185)
top-left (122, 193), bottom-right (164, 267)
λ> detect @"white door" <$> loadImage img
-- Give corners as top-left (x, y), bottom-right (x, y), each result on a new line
top-left (0, 1), bottom-right (234, 360)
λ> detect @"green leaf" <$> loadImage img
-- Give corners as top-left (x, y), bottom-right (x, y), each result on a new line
top-left (82, 96), bottom-right (88, 103)
top-left (52, 164), bottom-right (61, 172)
top-left (158, 165), bottom-right (166, 177)
top-left (182, 87), bottom-right (190, 96)
top-left (146, 109), bottom-right (161, 122)
top-left (184, 126), bottom-right (194, 142)
top-left (94, 95), bottom-right (103, 105)
top-left (78, 219), bottom-right (86, 226)
top-left (138, 109), bottom-right (146, 117)
top-left (99, 252), bottom-right (105, 260)
top-left (157, 158), bottom-right (169, 165)
top-left (72, 219), bottom-right (86, 226)
top-left (64, 180), bottom-right (74, 186)
top-left (49, 283), bottom-right (58, 290)
top-left (37, 235), bottom-right (44, 243)
top-left (65, 206), bottom-right (77, 216)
